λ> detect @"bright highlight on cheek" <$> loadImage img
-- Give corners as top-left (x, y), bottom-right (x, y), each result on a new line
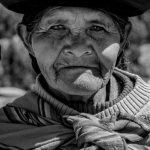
top-left (100, 43), bottom-right (120, 70)
top-left (102, 43), bottom-right (120, 63)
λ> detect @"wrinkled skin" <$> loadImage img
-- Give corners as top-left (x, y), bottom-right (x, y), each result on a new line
top-left (20, 7), bottom-right (121, 102)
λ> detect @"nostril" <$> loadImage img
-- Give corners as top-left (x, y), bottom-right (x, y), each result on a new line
top-left (64, 49), bottom-right (74, 56)
top-left (84, 50), bottom-right (92, 55)
top-left (63, 49), bottom-right (93, 57)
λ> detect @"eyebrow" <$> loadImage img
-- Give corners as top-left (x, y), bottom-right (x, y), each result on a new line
top-left (86, 19), bottom-right (107, 26)
top-left (41, 18), bottom-right (68, 25)
top-left (46, 19), bottom-right (68, 25)
top-left (40, 15), bottom-right (112, 30)
top-left (42, 18), bottom-right (107, 27)
top-left (39, 18), bottom-right (68, 28)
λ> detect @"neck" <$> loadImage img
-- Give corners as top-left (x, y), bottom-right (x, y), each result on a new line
top-left (59, 86), bottom-right (107, 104)
top-left (38, 74), bottom-right (120, 105)
top-left (32, 68), bottom-right (134, 114)
top-left (39, 77), bottom-right (96, 103)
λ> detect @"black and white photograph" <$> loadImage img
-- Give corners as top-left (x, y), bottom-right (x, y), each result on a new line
top-left (0, 0), bottom-right (150, 149)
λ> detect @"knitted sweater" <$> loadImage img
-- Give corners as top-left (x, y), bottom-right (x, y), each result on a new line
top-left (0, 68), bottom-right (150, 150)
top-left (32, 68), bottom-right (150, 118)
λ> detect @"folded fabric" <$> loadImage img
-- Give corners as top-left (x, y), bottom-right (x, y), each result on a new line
top-left (0, 69), bottom-right (150, 149)
top-left (0, 103), bottom-right (150, 150)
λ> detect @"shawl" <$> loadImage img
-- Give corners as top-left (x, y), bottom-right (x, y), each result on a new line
top-left (0, 68), bottom-right (150, 150)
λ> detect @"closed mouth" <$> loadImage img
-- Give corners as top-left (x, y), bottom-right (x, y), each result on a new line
top-left (58, 66), bottom-right (99, 71)
top-left (55, 65), bottom-right (101, 78)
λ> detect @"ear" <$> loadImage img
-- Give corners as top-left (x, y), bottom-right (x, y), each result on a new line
top-left (17, 23), bottom-right (35, 56)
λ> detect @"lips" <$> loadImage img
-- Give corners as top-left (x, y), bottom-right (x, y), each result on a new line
top-left (54, 56), bottom-right (100, 72)
top-left (56, 65), bottom-right (101, 80)
top-left (56, 65), bottom-right (99, 72)
top-left (54, 59), bottom-right (101, 79)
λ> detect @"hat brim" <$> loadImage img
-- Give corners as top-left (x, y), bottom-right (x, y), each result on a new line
top-left (0, 0), bottom-right (150, 17)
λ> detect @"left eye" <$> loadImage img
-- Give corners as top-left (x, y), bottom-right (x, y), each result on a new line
top-left (50, 25), bottom-right (67, 30)
top-left (89, 25), bottom-right (106, 32)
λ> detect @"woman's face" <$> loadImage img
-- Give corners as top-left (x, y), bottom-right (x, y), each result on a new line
top-left (31, 7), bottom-right (120, 96)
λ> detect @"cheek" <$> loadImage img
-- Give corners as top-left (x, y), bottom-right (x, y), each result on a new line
top-left (97, 43), bottom-right (120, 73)
top-left (94, 35), bottom-right (120, 71)
top-left (102, 43), bottom-right (120, 66)
top-left (32, 37), bottom-right (63, 68)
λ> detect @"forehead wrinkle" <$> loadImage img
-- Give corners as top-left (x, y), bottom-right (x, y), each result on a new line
top-left (39, 10), bottom-right (78, 28)
top-left (39, 9), bottom-right (87, 30)
top-left (84, 12), bottom-right (115, 26)
top-left (38, 7), bottom-right (116, 30)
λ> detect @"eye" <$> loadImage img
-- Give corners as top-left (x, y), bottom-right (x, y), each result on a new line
top-left (89, 25), bottom-right (106, 32)
top-left (50, 24), bottom-right (67, 30)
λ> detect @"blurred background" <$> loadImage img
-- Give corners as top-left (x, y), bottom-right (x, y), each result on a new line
top-left (0, 4), bottom-right (150, 92)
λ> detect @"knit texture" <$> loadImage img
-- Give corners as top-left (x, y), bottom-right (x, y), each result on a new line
top-left (32, 68), bottom-right (150, 118)
top-left (0, 68), bottom-right (150, 149)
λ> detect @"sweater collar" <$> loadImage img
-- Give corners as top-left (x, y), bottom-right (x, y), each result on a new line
top-left (32, 68), bottom-right (150, 118)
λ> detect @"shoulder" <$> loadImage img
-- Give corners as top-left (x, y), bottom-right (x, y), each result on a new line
top-left (0, 87), bottom-right (26, 108)
top-left (0, 90), bottom-right (39, 111)
top-left (115, 68), bottom-right (150, 116)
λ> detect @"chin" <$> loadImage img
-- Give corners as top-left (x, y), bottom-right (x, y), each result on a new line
top-left (42, 67), bottom-right (105, 97)
top-left (56, 79), bottom-right (96, 96)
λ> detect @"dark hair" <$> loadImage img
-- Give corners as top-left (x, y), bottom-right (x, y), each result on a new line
top-left (20, 7), bottom-right (132, 74)
top-left (109, 14), bottom-right (131, 70)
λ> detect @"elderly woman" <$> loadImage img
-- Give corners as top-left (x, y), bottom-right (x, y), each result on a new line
top-left (0, 0), bottom-right (150, 149)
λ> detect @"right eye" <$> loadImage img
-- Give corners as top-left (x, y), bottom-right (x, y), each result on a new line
top-left (50, 24), bottom-right (67, 30)
top-left (89, 25), bottom-right (106, 32)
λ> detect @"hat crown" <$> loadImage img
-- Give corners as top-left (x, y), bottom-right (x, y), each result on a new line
top-left (0, 0), bottom-right (150, 17)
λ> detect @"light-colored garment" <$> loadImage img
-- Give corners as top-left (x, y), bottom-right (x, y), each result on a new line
top-left (0, 68), bottom-right (150, 150)
top-left (0, 87), bottom-right (26, 107)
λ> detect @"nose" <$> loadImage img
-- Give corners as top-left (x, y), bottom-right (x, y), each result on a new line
top-left (63, 46), bottom-right (93, 58)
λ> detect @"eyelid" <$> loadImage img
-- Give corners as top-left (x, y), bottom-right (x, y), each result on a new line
top-left (50, 24), bottom-right (67, 30)
top-left (34, 26), bottom-right (49, 33)
top-left (91, 24), bottom-right (107, 30)
top-left (35, 24), bottom-right (67, 33)
top-left (87, 24), bottom-right (107, 33)
top-left (90, 24), bottom-right (119, 34)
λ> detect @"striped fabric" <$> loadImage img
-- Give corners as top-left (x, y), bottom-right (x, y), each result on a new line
top-left (0, 68), bottom-right (150, 149)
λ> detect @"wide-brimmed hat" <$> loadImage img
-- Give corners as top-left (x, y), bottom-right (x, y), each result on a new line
top-left (0, 0), bottom-right (150, 17)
